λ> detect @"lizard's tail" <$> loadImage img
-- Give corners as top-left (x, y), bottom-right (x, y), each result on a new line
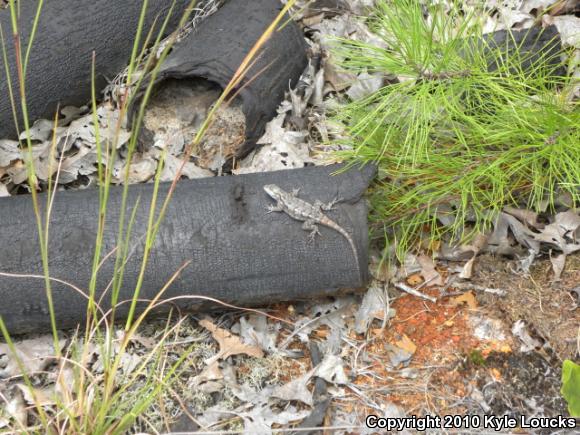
top-left (338, 227), bottom-right (361, 281)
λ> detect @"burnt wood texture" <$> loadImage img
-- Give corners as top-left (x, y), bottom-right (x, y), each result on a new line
top-left (0, 164), bottom-right (375, 334)
top-left (0, 0), bottom-right (192, 139)
top-left (131, 0), bottom-right (308, 159)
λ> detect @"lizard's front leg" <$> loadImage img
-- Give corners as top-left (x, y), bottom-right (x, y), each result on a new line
top-left (303, 219), bottom-right (321, 244)
top-left (266, 202), bottom-right (283, 214)
top-left (315, 196), bottom-right (342, 211)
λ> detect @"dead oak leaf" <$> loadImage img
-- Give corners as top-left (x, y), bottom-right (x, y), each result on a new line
top-left (406, 273), bottom-right (424, 286)
top-left (417, 254), bottom-right (444, 286)
top-left (450, 291), bottom-right (478, 310)
top-left (199, 319), bottom-right (264, 365)
top-left (394, 333), bottom-right (417, 356)
top-left (15, 383), bottom-right (56, 407)
top-left (0, 337), bottom-right (64, 378)
top-left (0, 387), bottom-right (26, 429)
top-left (550, 252), bottom-right (566, 281)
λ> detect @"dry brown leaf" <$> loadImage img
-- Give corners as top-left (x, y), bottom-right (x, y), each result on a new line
top-left (15, 384), bottom-right (56, 407)
top-left (534, 220), bottom-right (580, 255)
top-left (302, 12), bottom-right (325, 27)
top-left (0, 387), bottom-right (26, 429)
top-left (199, 319), bottom-right (264, 365)
top-left (429, 239), bottom-right (441, 253)
top-left (417, 254), bottom-right (444, 286)
top-left (53, 365), bottom-right (77, 411)
top-left (315, 329), bottom-right (330, 338)
top-left (457, 233), bottom-right (489, 279)
top-left (324, 61), bottom-right (356, 92)
top-left (450, 291), bottom-right (478, 309)
top-left (406, 273), bottom-right (424, 286)
top-left (555, 210), bottom-right (580, 234)
top-left (490, 368), bottom-right (502, 381)
top-left (550, 252), bottom-right (566, 281)
top-left (129, 332), bottom-right (156, 349)
top-left (271, 370), bottom-right (314, 405)
top-left (371, 328), bottom-right (385, 336)
top-left (369, 256), bottom-right (394, 281)
top-left (201, 361), bottom-right (223, 381)
top-left (346, 71), bottom-right (384, 100)
top-left (394, 333), bottom-right (417, 355)
top-left (0, 337), bottom-right (64, 377)
top-left (314, 354), bottom-right (349, 384)
top-left (190, 361), bottom-right (224, 393)
top-left (504, 206), bottom-right (542, 229)
top-left (459, 256), bottom-right (476, 280)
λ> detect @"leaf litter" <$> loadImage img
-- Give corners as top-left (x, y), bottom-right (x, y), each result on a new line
top-left (1, 0), bottom-right (579, 432)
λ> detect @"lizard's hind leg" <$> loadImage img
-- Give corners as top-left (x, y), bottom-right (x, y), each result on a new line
top-left (303, 220), bottom-right (321, 244)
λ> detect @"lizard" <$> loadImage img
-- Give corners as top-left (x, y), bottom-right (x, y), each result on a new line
top-left (263, 184), bottom-right (360, 277)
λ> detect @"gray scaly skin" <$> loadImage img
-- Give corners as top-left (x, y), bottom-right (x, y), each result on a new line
top-left (263, 184), bottom-right (360, 277)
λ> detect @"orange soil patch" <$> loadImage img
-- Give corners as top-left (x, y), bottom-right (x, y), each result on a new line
top-left (347, 288), bottom-right (513, 416)
top-left (362, 289), bottom-right (482, 367)
top-left (388, 290), bottom-right (480, 363)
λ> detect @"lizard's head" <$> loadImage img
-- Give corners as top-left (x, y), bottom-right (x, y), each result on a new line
top-left (263, 184), bottom-right (284, 200)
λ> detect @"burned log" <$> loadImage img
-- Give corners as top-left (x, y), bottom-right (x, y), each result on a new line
top-left (0, 164), bottom-right (375, 335)
top-left (0, 0), bottom-right (193, 139)
top-left (131, 0), bottom-right (308, 160)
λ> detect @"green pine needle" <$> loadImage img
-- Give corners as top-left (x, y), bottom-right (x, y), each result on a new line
top-left (331, 0), bottom-right (579, 259)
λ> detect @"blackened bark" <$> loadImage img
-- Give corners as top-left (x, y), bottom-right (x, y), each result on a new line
top-left (0, 164), bottom-right (375, 335)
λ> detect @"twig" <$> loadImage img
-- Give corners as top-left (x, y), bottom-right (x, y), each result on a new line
top-left (447, 281), bottom-right (506, 296)
top-left (394, 282), bottom-right (437, 303)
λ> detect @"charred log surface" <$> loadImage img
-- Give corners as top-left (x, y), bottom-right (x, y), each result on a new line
top-left (0, 164), bottom-right (375, 335)
top-left (484, 25), bottom-right (566, 77)
top-left (0, 0), bottom-right (192, 139)
top-left (131, 0), bottom-right (308, 160)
